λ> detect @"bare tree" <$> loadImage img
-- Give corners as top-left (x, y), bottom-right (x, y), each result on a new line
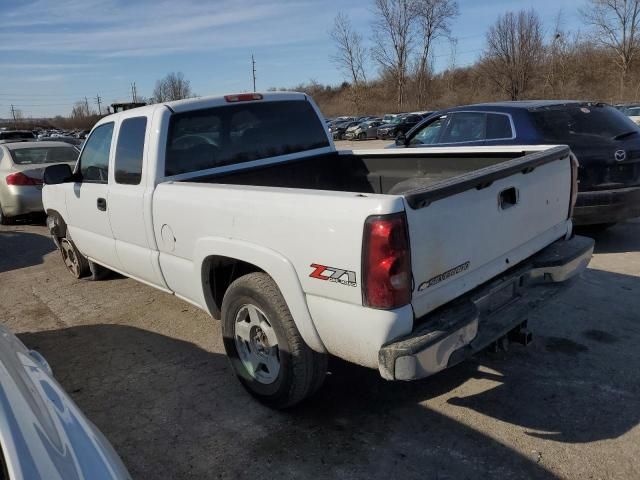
top-left (153, 72), bottom-right (194, 103)
top-left (372, 0), bottom-right (415, 109)
top-left (330, 12), bottom-right (368, 111)
top-left (582, 0), bottom-right (640, 99)
top-left (413, 0), bottom-right (458, 107)
top-left (482, 9), bottom-right (544, 100)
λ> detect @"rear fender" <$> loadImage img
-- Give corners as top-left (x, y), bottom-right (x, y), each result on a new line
top-left (193, 237), bottom-right (326, 353)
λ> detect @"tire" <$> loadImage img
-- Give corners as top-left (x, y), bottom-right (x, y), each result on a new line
top-left (358, 132), bottom-right (367, 140)
top-left (59, 236), bottom-right (90, 278)
top-left (0, 205), bottom-right (13, 225)
top-left (221, 272), bottom-right (327, 409)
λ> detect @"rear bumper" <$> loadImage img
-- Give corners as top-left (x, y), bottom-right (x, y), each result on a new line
top-left (573, 186), bottom-right (640, 225)
top-left (378, 235), bottom-right (594, 381)
top-left (0, 185), bottom-right (44, 216)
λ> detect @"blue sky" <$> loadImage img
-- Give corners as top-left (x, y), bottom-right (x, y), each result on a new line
top-left (0, 0), bottom-right (585, 118)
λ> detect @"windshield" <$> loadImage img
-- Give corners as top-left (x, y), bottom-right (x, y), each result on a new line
top-left (530, 104), bottom-right (638, 141)
top-left (389, 116), bottom-right (405, 125)
top-left (10, 146), bottom-right (78, 165)
top-left (166, 100), bottom-right (330, 176)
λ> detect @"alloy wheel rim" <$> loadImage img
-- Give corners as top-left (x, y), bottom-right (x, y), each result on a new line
top-left (60, 239), bottom-right (79, 276)
top-left (234, 304), bottom-right (280, 384)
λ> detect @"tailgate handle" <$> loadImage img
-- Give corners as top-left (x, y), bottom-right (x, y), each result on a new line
top-left (499, 187), bottom-right (518, 209)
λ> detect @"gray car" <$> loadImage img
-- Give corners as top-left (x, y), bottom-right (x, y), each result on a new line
top-left (344, 120), bottom-right (384, 140)
top-left (0, 142), bottom-right (77, 224)
top-left (0, 323), bottom-right (131, 479)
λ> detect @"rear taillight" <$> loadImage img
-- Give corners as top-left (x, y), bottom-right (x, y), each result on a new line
top-left (6, 172), bottom-right (42, 186)
top-left (362, 213), bottom-right (412, 309)
top-left (568, 154), bottom-right (579, 219)
top-left (224, 93), bottom-right (263, 102)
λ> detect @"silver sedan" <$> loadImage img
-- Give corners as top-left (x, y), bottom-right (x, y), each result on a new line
top-left (0, 142), bottom-right (77, 224)
top-left (0, 323), bottom-right (131, 479)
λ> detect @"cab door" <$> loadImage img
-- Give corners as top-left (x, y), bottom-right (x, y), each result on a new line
top-left (65, 122), bottom-right (122, 270)
top-left (107, 114), bottom-right (168, 289)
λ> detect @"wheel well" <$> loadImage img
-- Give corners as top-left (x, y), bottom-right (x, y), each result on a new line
top-left (202, 256), bottom-right (264, 318)
top-left (45, 209), bottom-right (67, 241)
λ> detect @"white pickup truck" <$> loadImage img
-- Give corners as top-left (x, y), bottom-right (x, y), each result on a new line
top-left (42, 92), bottom-right (594, 408)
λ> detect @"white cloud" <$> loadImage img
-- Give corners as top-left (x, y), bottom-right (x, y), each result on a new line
top-left (0, 0), bottom-right (321, 57)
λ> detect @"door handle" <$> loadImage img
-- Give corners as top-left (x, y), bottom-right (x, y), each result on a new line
top-left (97, 197), bottom-right (107, 211)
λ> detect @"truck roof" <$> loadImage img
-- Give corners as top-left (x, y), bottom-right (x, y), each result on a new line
top-left (94, 92), bottom-right (309, 126)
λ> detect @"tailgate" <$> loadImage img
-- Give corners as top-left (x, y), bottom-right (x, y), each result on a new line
top-left (404, 146), bottom-right (573, 318)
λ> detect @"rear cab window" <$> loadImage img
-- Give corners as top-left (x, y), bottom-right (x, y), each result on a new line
top-left (165, 100), bottom-right (329, 176)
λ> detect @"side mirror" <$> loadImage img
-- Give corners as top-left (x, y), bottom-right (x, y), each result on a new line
top-left (395, 133), bottom-right (407, 147)
top-left (43, 164), bottom-right (74, 185)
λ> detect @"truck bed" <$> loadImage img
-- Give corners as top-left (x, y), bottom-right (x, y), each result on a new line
top-left (184, 145), bottom-right (574, 319)
top-left (189, 147), bottom-right (564, 201)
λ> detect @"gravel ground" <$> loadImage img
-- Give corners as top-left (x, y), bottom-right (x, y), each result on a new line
top-left (0, 219), bottom-right (639, 480)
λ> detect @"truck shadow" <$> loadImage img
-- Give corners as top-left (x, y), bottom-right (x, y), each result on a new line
top-left (0, 228), bottom-right (56, 274)
top-left (19, 267), bottom-right (640, 480)
top-left (577, 218), bottom-right (640, 254)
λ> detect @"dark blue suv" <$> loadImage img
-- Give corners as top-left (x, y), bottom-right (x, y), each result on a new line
top-left (391, 101), bottom-right (640, 228)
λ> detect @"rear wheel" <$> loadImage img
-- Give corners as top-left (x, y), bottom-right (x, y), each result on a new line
top-left (59, 237), bottom-right (90, 278)
top-left (221, 272), bottom-right (327, 409)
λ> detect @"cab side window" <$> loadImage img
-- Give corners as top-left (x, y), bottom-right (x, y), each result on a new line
top-left (115, 117), bottom-right (147, 185)
top-left (486, 113), bottom-right (514, 139)
top-left (409, 117), bottom-right (446, 145)
top-left (439, 112), bottom-right (486, 144)
top-left (79, 123), bottom-right (114, 183)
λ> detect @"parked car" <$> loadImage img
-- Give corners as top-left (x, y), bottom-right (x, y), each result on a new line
top-left (377, 113), bottom-right (427, 139)
top-left (0, 130), bottom-right (36, 144)
top-left (344, 120), bottom-right (385, 140)
top-left (0, 323), bottom-right (131, 479)
top-left (392, 101), bottom-right (640, 228)
top-left (42, 92), bottom-right (592, 408)
top-left (0, 141), bottom-right (78, 224)
top-left (330, 120), bottom-right (360, 140)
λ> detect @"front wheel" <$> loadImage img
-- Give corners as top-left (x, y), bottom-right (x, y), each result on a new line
top-left (221, 272), bottom-right (327, 409)
top-left (59, 237), bottom-right (90, 278)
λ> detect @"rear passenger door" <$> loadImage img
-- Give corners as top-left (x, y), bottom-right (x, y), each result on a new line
top-left (108, 115), bottom-right (168, 289)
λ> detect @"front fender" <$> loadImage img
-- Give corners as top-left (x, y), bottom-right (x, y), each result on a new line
top-left (193, 237), bottom-right (326, 353)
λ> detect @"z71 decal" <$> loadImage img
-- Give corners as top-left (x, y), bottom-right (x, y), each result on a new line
top-left (309, 264), bottom-right (357, 287)
top-left (418, 261), bottom-right (470, 291)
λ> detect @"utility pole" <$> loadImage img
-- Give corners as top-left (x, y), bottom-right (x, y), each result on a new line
top-left (84, 96), bottom-right (90, 116)
top-left (10, 104), bottom-right (17, 128)
top-left (95, 94), bottom-right (102, 115)
top-left (131, 82), bottom-right (138, 103)
top-left (251, 54), bottom-right (257, 93)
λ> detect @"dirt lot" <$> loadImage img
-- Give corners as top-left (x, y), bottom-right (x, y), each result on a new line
top-left (1, 219), bottom-right (639, 480)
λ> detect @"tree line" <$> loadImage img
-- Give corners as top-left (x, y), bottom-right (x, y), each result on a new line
top-left (316, 0), bottom-right (640, 116)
